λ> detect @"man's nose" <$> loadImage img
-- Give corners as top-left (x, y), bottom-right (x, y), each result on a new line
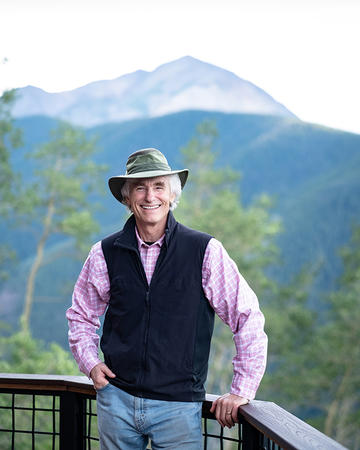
top-left (145, 188), bottom-right (155, 202)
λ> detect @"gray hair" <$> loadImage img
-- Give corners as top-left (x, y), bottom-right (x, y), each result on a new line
top-left (121, 174), bottom-right (182, 211)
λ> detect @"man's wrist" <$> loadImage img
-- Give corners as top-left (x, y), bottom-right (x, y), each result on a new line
top-left (86, 358), bottom-right (103, 378)
top-left (230, 385), bottom-right (255, 401)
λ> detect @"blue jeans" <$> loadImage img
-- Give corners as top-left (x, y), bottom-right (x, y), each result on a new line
top-left (96, 383), bottom-right (203, 449)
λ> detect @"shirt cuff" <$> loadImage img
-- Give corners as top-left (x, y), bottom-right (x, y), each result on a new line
top-left (82, 356), bottom-right (103, 378)
top-left (230, 374), bottom-right (259, 401)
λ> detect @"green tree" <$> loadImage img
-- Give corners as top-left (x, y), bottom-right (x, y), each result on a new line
top-left (0, 89), bottom-right (22, 279)
top-left (306, 226), bottom-right (360, 448)
top-left (19, 121), bottom-right (107, 333)
top-left (0, 89), bottom-right (22, 212)
top-left (258, 269), bottom-right (316, 408)
top-left (177, 121), bottom-right (280, 295)
top-left (0, 329), bottom-right (79, 375)
top-left (175, 121), bottom-right (281, 394)
top-left (259, 227), bottom-right (360, 449)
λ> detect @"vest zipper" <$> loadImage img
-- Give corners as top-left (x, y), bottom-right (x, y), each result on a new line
top-left (133, 252), bottom-right (150, 396)
top-left (134, 245), bottom-right (166, 395)
top-left (143, 290), bottom-right (150, 364)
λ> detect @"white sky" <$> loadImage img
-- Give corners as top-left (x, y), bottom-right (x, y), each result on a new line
top-left (1, 0), bottom-right (359, 134)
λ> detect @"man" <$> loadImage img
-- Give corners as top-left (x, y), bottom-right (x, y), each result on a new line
top-left (66, 148), bottom-right (267, 449)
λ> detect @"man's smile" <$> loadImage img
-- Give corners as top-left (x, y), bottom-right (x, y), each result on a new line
top-left (141, 205), bottom-right (161, 210)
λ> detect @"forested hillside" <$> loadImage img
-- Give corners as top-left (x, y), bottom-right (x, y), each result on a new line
top-left (2, 111), bottom-right (360, 344)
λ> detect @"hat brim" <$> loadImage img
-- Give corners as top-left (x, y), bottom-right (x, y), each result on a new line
top-left (108, 169), bottom-right (189, 204)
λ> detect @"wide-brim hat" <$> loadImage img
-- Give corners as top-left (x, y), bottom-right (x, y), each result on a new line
top-left (109, 148), bottom-right (189, 204)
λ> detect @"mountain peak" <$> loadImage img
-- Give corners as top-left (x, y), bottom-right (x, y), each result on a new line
top-left (13, 56), bottom-right (295, 126)
top-left (159, 55), bottom-right (205, 67)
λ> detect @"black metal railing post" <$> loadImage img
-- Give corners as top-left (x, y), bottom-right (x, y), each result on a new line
top-left (242, 420), bottom-right (261, 450)
top-left (60, 391), bottom-right (86, 450)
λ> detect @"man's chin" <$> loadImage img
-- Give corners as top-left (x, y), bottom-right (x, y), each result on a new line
top-left (136, 211), bottom-right (169, 227)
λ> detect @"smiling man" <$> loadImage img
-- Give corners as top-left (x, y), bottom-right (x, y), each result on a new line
top-left (66, 148), bottom-right (267, 449)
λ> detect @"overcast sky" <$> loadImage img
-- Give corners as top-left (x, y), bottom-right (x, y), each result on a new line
top-left (1, 0), bottom-right (359, 134)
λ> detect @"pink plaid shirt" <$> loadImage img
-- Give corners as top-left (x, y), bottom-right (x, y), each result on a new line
top-left (66, 230), bottom-right (267, 400)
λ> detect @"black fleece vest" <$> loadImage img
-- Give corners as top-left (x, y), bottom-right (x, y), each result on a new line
top-left (101, 212), bottom-right (214, 402)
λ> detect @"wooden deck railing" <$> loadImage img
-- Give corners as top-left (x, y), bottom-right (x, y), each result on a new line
top-left (0, 373), bottom-right (347, 450)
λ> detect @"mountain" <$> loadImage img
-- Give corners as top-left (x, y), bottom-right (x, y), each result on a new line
top-left (2, 111), bottom-right (360, 347)
top-left (12, 56), bottom-right (295, 126)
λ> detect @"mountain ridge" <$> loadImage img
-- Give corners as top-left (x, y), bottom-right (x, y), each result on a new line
top-left (12, 56), bottom-right (295, 126)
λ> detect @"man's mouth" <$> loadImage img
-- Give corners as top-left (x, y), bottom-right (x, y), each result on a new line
top-left (141, 205), bottom-right (161, 210)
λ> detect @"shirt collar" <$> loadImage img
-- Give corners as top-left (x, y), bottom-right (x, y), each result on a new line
top-left (135, 226), bottom-right (165, 250)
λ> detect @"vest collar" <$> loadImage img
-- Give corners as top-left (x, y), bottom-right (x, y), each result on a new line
top-left (114, 211), bottom-right (177, 251)
top-left (164, 211), bottom-right (177, 247)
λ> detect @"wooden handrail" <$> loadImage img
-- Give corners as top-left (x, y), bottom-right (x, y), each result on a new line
top-left (0, 373), bottom-right (347, 450)
top-left (0, 373), bottom-right (94, 395)
top-left (239, 400), bottom-right (347, 450)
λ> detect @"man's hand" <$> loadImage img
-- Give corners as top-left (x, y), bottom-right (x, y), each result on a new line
top-left (210, 393), bottom-right (249, 428)
top-left (90, 362), bottom-right (116, 391)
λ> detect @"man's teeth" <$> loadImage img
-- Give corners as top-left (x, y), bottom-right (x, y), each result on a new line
top-left (142, 205), bottom-right (160, 209)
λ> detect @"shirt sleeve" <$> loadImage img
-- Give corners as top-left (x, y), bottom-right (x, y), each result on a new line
top-left (202, 238), bottom-right (268, 400)
top-left (66, 241), bottom-right (110, 377)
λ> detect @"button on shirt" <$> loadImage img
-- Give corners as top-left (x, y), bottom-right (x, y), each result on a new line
top-left (66, 230), bottom-right (267, 400)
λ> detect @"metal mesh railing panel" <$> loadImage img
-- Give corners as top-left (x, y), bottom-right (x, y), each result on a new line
top-left (0, 391), bottom-right (283, 449)
top-left (83, 396), bottom-right (99, 449)
top-left (0, 392), bottom-right (60, 450)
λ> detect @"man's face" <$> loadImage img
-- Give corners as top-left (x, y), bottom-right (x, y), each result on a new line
top-left (125, 176), bottom-right (175, 229)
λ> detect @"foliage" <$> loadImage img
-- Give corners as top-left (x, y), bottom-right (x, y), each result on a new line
top-left (0, 245), bottom-right (16, 282)
top-left (176, 120), bottom-right (281, 295)
top-left (305, 226), bottom-right (360, 448)
top-left (0, 89), bottom-right (22, 213)
top-left (258, 269), bottom-right (317, 407)
top-left (259, 227), bottom-right (360, 449)
top-left (0, 329), bottom-right (80, 375)
top-left (0, 90), bottom-right (22, 281)
top-left (17, 121), bottom-right (108, 332)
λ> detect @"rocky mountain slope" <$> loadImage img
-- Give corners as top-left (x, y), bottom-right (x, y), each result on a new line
top-left (12, 56), bottom-right (295, 126)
